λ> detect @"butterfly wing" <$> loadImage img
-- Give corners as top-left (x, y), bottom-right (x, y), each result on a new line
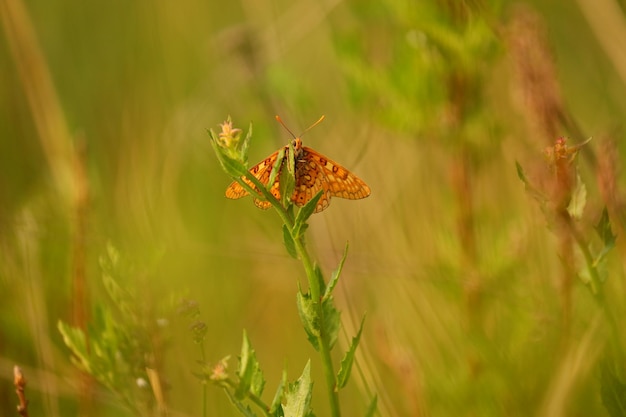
top-left (253, 179), bottom-right (282, 210)
top-left (292, 147), bottom-right (371, 213)
top-left (225, 150), bottom-right (284, 209)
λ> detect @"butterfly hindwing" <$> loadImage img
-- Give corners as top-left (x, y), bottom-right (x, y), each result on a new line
top-left (253, 173), bottom-right (283, 210)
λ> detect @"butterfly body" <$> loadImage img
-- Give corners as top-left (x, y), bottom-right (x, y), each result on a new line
top-left (225, 135), bottom-right (370, 213)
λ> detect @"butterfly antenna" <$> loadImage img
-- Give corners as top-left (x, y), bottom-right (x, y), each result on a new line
top-left (275, 115), bottom-right (325, 139)
top-left (275, 115), bottom-right (298, 139)
top-left (300, 115), bottom-right (325, 137)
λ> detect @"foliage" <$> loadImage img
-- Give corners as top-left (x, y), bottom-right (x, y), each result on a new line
top-left (3, 1), bottom-right (626, 416)
top-left (58, 244), bottom-right (168, 415)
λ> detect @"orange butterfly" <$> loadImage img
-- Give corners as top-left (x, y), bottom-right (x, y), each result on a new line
top-left (225, 116), bottom-right (371, 213)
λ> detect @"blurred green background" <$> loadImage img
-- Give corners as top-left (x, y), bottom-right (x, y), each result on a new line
top-left (2, 0), bottom-right (626, 416)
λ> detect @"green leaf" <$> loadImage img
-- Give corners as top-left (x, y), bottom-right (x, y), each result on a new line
top-left (296, 258), bottom-right (341, 352)
top-left (336, 315), bottom-right (365, 389)
top-left (595, 207), bottom-right (617, 257)
top-left (297, 280), bottom-right (340, 351)
top-left (600, 358), bottom-right (626, 417)
top-left (240, 122), bottom-right (253, 164)
top-left (236, 330), bottom-right (266, 399)
top-left (280, 142), bottom-right (296, 208)
top-left (296, 223), bottom-right (309, 237)
top-left (283, 361), bottom-right (314, 417)
top-left (91, 305), bottom-right (133, 390)
top-left (58, 320), bottom-right (90, 372)
top-left (282, 224), bottom-right (297, 259)
top-left (364, 395), bottom-right (378, 417)
top-left (595, 207), bottom-right (616, 245)
top-left (314, 263), bottom-right (326, 296)
top-left (322, 296), bottom-right (341, 350)
top-left (293, 191), bottom-right (324, 238)
top-left (100, 253), bottom-right (136, 322)
top-left (515, 161), bottom-right (547, 205)
top-left (297, 290), bottom-right (320, 350)
top-left (324, 242), bottom-right (349, 300)
top-left (59, 306), bottom-right (135, 398)
top-left (515, 160), bottom-right (526, 182)
top-left (268, 148), bottom-right (286, 193)
top-left (270, 368), bottom-right (287, 416)
top-left (210, 134), bottom-right (249, 178)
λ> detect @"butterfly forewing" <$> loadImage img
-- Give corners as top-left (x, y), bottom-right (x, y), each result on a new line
top-left (225, 150), bottom-right (282, 204)
top-left (291, 147), bottom-right (371, 213)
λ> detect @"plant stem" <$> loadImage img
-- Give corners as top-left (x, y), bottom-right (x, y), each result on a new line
top-left (199, 343), bottom-right (207, 417)
top-left (566, 216), bottom-right (623, 354)
top-left (222, 379), bottom-right (273, 417)
top-left (292, 234), bottom-right (341, 417)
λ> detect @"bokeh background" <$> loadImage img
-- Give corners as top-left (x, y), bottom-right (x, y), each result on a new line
top-left (2, 0), bottom-right (626, 416)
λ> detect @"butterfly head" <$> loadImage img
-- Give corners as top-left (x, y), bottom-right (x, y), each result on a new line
top-left (292, 137), bottom-right (303, 149)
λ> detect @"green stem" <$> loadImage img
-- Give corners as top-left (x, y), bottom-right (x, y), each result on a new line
top-left (199, 343), bottom-right (208, 417)
top-left (566, 216), bottom-right (623, 354)
top-left (222, 379), bottom-right (273, 417)
top-left (292, 233), bottom-right (341, 417)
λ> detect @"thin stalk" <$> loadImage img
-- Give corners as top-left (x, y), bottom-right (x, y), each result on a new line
top-left (292, 234), bottom-right (341, 417)
top-left (199, 343), bottom-right (207, 417)
top-left (222, 379), bottom-right (273, 417)
top-left (565, 216), bottom-right (623, 352)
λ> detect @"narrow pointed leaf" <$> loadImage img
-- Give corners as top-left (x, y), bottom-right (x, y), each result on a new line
top-left (287, 141), bottom-right (295, 174)
top-left (585, 208), bottom-right (616, 288)
top-left (283, 224), bottom-right (297, 259)
top-left (297, 290), bottom-right (320, 350)
top-left (236, 330), bottom-right (265, 399)
top-left (283, 361), bottom-right (313, 417)
top-left (281, 142), bottom-right (296, 207)
top-left (296, 223), bottom-right (309, 237)
top-left (240, 122), bottom-right (253, 164)
top-left (58, 321), bottom-right (90, 372)
top-left (515, 161), bottom-right (527, 183)
top-left (595, 207), bottom-right (617, 256)
top-left (337, 315), bottom-right (366, 389)
top-left (322, 295), bottom-right (341, 350)
top-left (268, 148), bottom-right (286, 192)
top-left (515, 161), bottom-right (547, 204)
top-left (324, 242), bottom-right (349, 300)
top-left (270, 368), bottom-right (287, 415)
top-left (293, 191), bottom-right (323, 237)
top-left (210, 134), bottom-right (248, 178)
top-left (314, 263), bottom-right (326, 295)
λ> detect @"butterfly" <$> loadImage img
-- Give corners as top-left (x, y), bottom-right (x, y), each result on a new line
top-left (225, 116), bottom-right (371, 213)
